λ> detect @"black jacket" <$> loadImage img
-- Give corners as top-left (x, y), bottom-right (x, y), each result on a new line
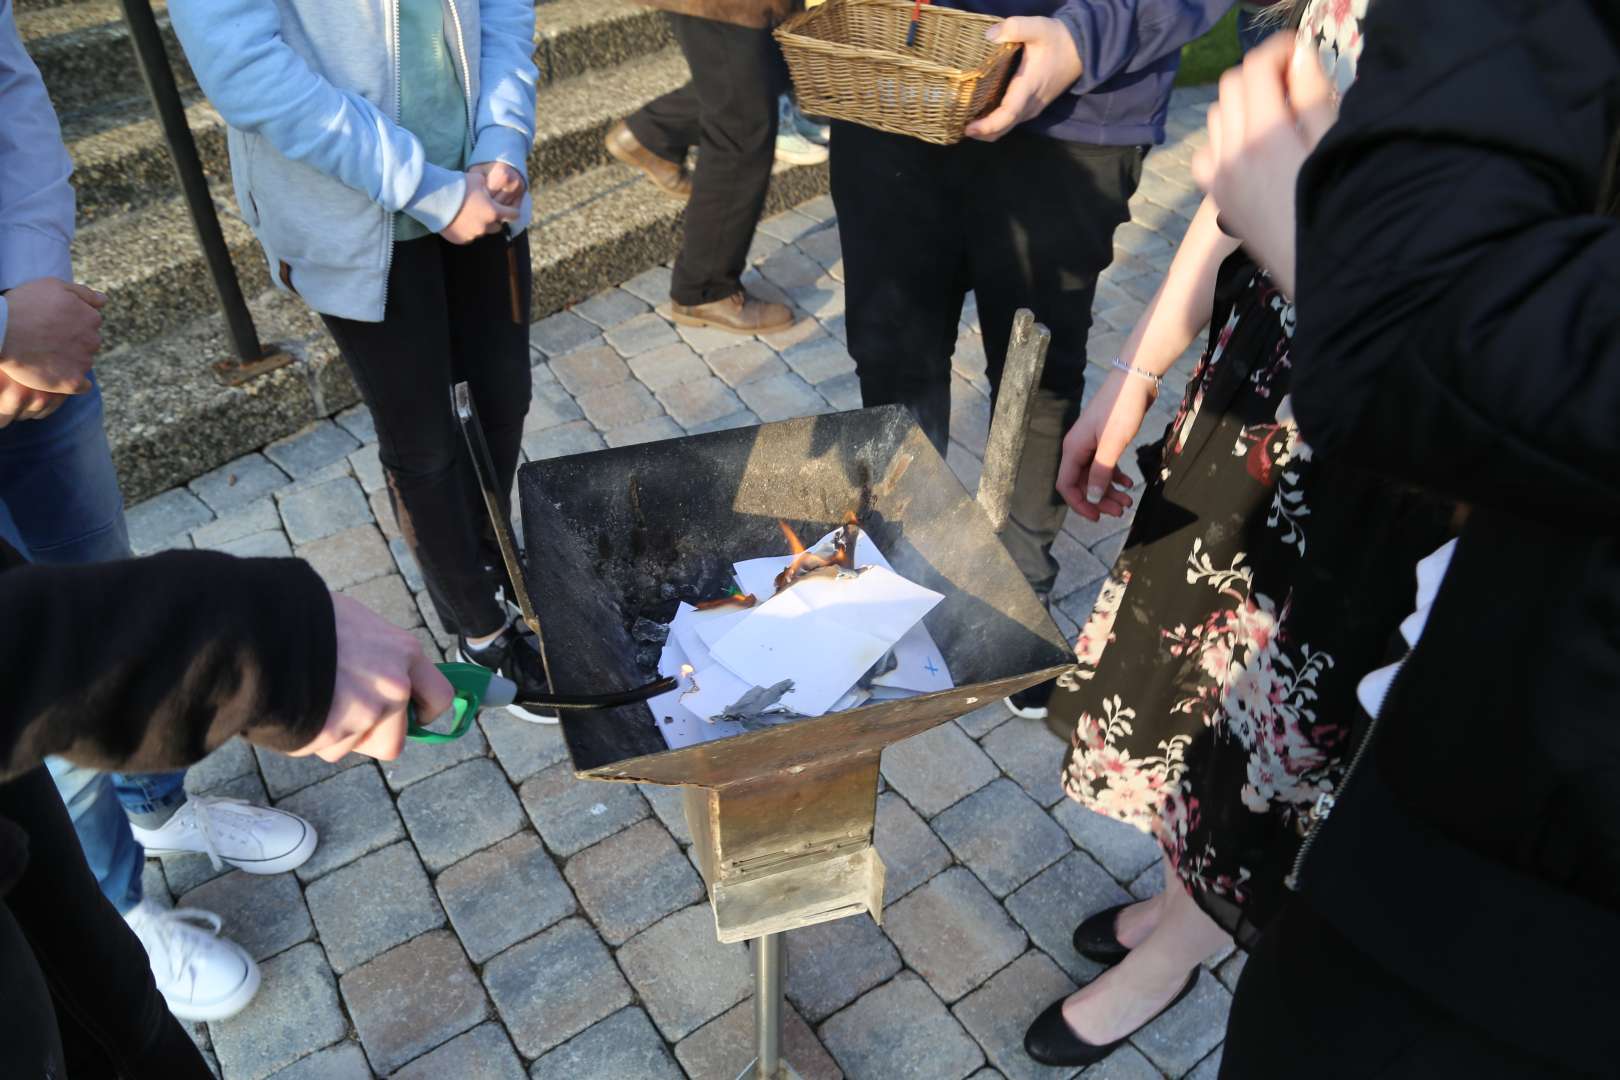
top-left (0, 538), bottom-right (336, 896)
top-left (1288, 0), bottom-right (1620, 1072)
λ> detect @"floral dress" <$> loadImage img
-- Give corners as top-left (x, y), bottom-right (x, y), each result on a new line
top-left (1053, 0), bottom-right (1449, 941)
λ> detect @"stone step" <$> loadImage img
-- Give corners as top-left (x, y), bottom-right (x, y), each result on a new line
top-left (18, 0), bottom-right (670, 123)
top-left (62, 46), bottom-right (690, 223)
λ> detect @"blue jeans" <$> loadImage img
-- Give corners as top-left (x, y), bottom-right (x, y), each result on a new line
top-left (0, 377), bottom-right (186, 914)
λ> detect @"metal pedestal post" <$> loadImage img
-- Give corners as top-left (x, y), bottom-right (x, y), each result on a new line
top-left (737, 934), bottom-right (801, 1080)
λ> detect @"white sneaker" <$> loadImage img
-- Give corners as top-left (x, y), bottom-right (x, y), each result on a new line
top-left (124, 900), bottom-right (260, 1021)
top-left (130, 796), bottom-right (318, 875)
top-left (775, 95), bottom-right (830, 166)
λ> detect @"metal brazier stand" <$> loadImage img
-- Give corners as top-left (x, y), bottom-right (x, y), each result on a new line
top-left (465, 312), bottom-right (1068, 1077)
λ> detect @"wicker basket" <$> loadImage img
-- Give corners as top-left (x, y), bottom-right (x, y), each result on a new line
top-left (774, 0), bottom-right (1020, 146)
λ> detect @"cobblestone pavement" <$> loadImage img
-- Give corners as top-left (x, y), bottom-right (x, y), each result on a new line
top-left (125, 91), bottom-right (1230, 1080)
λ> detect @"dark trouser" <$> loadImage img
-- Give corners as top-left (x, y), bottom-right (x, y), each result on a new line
top-left (830, 121), bottom-right (1144, 597)
top-left (322, 231), bottom-right (532, 639)
top-left (1, 767), bottom-right (211, 1080)
top-left (626, 13), bottom-right (782, 307)
top-left (1223, 900), bottom-right (1586, 1079)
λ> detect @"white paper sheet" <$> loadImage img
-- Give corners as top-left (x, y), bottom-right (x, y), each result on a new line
top-left (680, 661), bottom-right (763, 722)
top-left (708, 565), bottom-right (944, 717)
top-left (651, 636), bottom-right (744, 747)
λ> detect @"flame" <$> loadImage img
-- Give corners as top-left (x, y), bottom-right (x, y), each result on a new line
top-left (680, 664), bottom-right (694, 679)
top-left (778, 520), bottom-right (806, 555)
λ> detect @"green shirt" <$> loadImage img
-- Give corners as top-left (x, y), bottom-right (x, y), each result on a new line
top-left (395, 0), bottom-right (470, 241)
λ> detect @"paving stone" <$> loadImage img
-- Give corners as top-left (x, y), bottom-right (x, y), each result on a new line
top-left (1051, 529), bottom-right (1109, 605)
top-left (980, 720), bottom-right (1071, 809)
top-left (342, 930), bottom-right (489, 1075)
top-left (253, 741), bottom-right (366, 800)
top-left (141, 860), bottom-right (173, 908)
top-left (522, 419), bottom-right (605, 460)
top-left (265, 421), bottom-right (361, 479)
top-left (341, 572), bottom-right (420, 630)
top-left (524, 379), bottom-right (587, 432)
top-left (951, 378), bottom-right (993, 457)
top-left (278, 476), bottom-right (370, 545)
top-left (797, 193), bottom-right (836, 222)
top-left (551, 344), bottom-right (630, 394)
top-left (347, 442), bottom-right (383, 493)
top-left (128, 488), bottom-right (214, 553)
top-left (956, 701), bottom-right (1012, 739)
top-left (381, 718), bottom-right (488, 791)
top-left (389, 535), bottom-right (425, 592)
top-left (480, 713), bottom-right (570, 782)
top-left (179, 868), bottom-right (313, 962)
top-left (788, 276), bottom-right (846, 321)
top-left (1215, 949), bottom-right (1247, 993)
top-left (393, 1022), bottom-right (524, 1080)
top-left (305, 841), bottom-right (444, 974)
top-left (759, 315), bottom-right (826, 352)
top-left (885, 867), bottom-right (1028, 1003)
top-left (821, 312), bottom-right (848, 342)
top-left (263, 1041), bottom-right (370, 1080)
top-left (396, 758), bottom-right (526, 873)
top-left (1078, 1045), bottom-right (1163, 1079)
top-left (737, 371), bottom-right (826, 421)
top-left (947, 439), bottom-right (984, 490)
top-left (953, 950), bottom-right (1079, 1080)
top-left (605, 414), bottom-right (684, 447)
top-left (1129, 970), bottom-right (1231, 1076)
top-left (294, 524), bottom-right (389, 591)
top-left (708, 340), bottom-right (786, 386)
top-left (621, 265), bottom-right (674, 306)
top-left (785, 913), bottom-right (901, 1023)
top-left (184, 736), bottom-right (258, 794)
top-left (745, 229), bottom-right (786, 265)
top-left (578, 379), bottom-right (662, 430)
top-left (881, 721), bottom-right (999, 818)
top-left (627, 341), bottom-right (710, 389)
top-left (530, 310), bottom-right (601, 357)
top-left (334, 403), bottom-right (376, 442)
top-left (519, 762), bottom-right (649, 857)
top-left (1005, 852), bottom-right (1130, 985)
top-left (933, 779), bottom-right (1072, 898)
top-left (821, 971), bottom-right (985, 1080)
top-left (639, 783), bottom-right (692, 845)
top-left (758, 208), bottom-right (820, 243)
top-left (618, 904), bottom-right (751, 1041)
top-left (604, 312), bottom-right (680, 357)
top-left (673, 319), bottom-right (743, 354)
top-left (1049, 800), bottom-right (1163, 884)
top-left (686, 409), bottom-right (760, 434)
top-left (574, 287), bottom-right (650, 329)
top-left (657, 375), bottom-right (745, 429)
top-left (159, 772), bottom-right (269, 894)
top-left (191, 497), bottom-right (280, 549)
top-left (818, 371), bottom-right (863, 411)
top-left (531, 1007), bottom-right (682, 1080)
top-left (276, 765), bottom-right (405, 883)
top-left (1128, 862), bottom-right (1162, 901)
top-left (189, 453), bottom-right (290, 514)
top-left (437, 831), bottom-right (577, 963)
top-left (874, 790), bottom-right (952, 901)
top-left (798, 223), bottom-right (841, 267)
top-left (371, 488), bottom-right (400, 539)
top-left (485, 916), bottom-right (631, 1057)
top-left (565, 819), bottom-right (702, 945)
top-left (676, 998), bottom-right (841, 1080)
top-left (215, 530), bottom-right (293, 558)
top-left (1187, 1045), bottom-right (1224, 1080)
top-left (781, 335), bottom-right (855, 384)
top-left (1055, 578), bottom-right (1110, 638)
top-left (210, 942), bottom-right (346, 1080)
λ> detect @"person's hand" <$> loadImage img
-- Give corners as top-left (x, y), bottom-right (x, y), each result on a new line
top-left (468, 161), bottom-right (527, 208)
top-left (1055, 368), bottom-right (1147, 521)
top-left (290, 592), bottom-right (454, 763)
top-left (963, 16), bottom-right (1083, 142)
top-left (440, 181), bottom-right (519, 245)
top-left (0, 278), bottom-right (106, 392)
top-left (0, 368), bottom-right (71, 428)
top-left (1190, 35), bottom-right (1337, 294)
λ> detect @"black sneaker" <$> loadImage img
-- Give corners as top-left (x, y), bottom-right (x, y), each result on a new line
top-left (1005, 680), bottom-right (1057, 721)
top-left (457, 624), bottom-right (558, 725)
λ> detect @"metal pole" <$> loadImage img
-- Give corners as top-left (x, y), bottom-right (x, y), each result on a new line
top-left (754, 934), bottom-right (783, 1079)
top-left (976, 308), bottom-right (1051, 534)
top-left (117, 0), bottom-right (267, 371)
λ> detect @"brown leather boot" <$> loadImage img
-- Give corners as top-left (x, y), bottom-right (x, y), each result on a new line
top-left (671, 290), bottom-right (795, 335)
top-left (605, 120), bottom-right (692, 200)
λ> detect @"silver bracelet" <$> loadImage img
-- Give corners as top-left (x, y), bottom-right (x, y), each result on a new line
top-left (1110, 356), bottom-right (1162, 393)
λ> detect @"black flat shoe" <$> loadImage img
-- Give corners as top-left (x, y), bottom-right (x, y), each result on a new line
top-left (1023, 971), bottom-right (1199, 1068)
top-left (1072, 903), bottom-right (1133, 965)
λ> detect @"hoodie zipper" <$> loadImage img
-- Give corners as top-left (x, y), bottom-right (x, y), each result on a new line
top-left (383, 0), bottom-right (402, 315)
top-left (443, 0), bottom-right (476, 138)
top-left (1284, 650), bottom-right (1411, 892)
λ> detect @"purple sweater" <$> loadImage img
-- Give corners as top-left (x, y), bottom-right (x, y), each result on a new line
top-left (942, 0), bottom-right (1236, 145)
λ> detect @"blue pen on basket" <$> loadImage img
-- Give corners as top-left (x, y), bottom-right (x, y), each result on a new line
top-left (905, 0), bottom-right (931, 47)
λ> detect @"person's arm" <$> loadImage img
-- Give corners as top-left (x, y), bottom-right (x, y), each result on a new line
top-left (469, 0), bottom-right (536, 182)
top-left (166, 0), bottom-right (464, 233)
top-left (1057, 194), bottom-right (1239, 518)
top-left (1053, 0), bottom-right (1234, 95)
top-left (1290, 0), bottom-right (1620, 521)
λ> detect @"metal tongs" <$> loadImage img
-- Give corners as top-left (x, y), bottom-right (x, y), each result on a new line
top-left (406, 384), bottom-right (677, 743)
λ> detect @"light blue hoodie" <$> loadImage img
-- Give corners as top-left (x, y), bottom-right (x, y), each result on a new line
top-left (169, 0), bottom-right (537, 323)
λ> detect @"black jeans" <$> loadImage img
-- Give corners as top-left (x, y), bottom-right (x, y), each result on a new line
top-left (1223, 900), bottom-right (1589, 1078)
top-left (626, 13), bottom-right (782, 306)
top-left (323, 231), bottom-right (532, 638)
top-left (830, 122), bottom-right (1144, 597)
top-left (2, 767), bottom-right (212, 1080)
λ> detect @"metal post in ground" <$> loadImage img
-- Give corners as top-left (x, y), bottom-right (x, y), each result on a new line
top-left (739, 933), bottom-right (801, 1080)
top-left (116, 0), bottom-right (289, 384)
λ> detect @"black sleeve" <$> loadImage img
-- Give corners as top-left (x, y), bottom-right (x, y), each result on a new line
top-left (1290, 0), bottom-right (1620, 523)
top-left (0, 540), bottom-right (337, 782)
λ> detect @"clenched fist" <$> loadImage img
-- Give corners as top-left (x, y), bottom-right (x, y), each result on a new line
top-left (0, 277), bottom-right (105, 393)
